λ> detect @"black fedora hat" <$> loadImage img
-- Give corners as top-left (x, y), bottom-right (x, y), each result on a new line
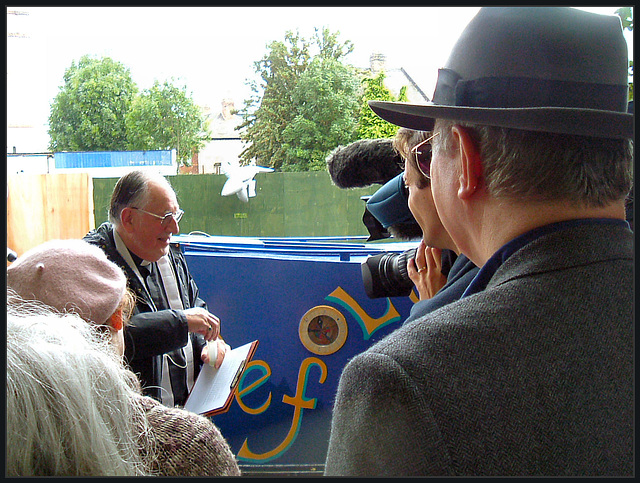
top-left (369, 7), bottom-right (633, 139)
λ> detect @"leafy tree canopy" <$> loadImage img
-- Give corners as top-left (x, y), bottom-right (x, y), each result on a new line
top-left (48, 56), bottom-right (209, 165)
top-left (48, 55), bottom-right (137, 152)
top-left (238, 30), bottom-right (311, 170)
top-left (125, 80), bottom-right (211, 164)
top-left (357, 70), bottom-right (408, 139)
top-left (281, 56), bottom-right (361, 171)
top-left (239, 28), bottom-right (360, 171)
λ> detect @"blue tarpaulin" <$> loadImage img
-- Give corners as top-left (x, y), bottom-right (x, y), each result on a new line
top-left (54, 150), bottom-right (173, 169)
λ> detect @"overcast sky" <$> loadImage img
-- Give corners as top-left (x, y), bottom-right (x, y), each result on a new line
top-left (6, 6), bottom-right (630, 151)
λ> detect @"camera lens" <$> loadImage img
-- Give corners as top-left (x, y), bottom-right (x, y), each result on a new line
top-left (361, 247), bottom-right (417, 298)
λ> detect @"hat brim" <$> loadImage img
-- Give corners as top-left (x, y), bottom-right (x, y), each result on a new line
top-left (369, 101), bottom-right (634, 140)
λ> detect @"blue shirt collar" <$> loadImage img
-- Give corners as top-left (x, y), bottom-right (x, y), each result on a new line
top-left (461, 218), bottom-right (629, 298)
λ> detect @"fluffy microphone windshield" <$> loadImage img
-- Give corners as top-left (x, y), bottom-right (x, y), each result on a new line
top-left (326, 138), bottom-right (403, 188)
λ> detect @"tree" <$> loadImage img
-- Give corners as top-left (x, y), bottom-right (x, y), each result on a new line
top-left (48, 56), bottom-right (208, 164)
top-left (239, 28), bottom-right (360, 171)
top-left (281, 56), bottom-right (361, 171)
top-left (125, 80), bottom-right (210, 165)
top-left (238, 30), bottom-right (311, 170)
top-left (357, 70), bottom-right (408, 139)
top-left (314, 26), bottom-right (354, 61)
top-left (48, 55), bottom-right (137, 151)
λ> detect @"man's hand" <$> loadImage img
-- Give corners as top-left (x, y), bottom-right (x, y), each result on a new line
top-left (201, 338), bottom-right (230, 369)
top-left (184, 307), bottom-right (220, 341)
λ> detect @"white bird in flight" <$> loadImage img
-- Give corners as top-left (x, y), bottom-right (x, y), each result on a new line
top-left (220, 160), bottom-right (274, 202)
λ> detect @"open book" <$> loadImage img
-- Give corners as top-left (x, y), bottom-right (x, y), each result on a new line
top-left (184, 340), bottom-right (259, 417)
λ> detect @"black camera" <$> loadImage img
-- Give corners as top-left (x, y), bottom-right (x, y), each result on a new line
top-left (361, 247), bottom-right (417, 299)
top-left (360, 173), bottom-right (421, 299)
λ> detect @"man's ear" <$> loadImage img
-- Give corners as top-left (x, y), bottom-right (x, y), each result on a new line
top-left (119, 207), bottom-right (136, 233)
top-left (453, 126), bottom-right (482, 200)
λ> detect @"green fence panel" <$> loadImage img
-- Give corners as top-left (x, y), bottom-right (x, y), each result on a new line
top-left (92, 172), bottom-right (378, 237)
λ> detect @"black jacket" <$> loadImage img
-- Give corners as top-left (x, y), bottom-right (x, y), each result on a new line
top-left (84, 222), bottom-right (206, 403)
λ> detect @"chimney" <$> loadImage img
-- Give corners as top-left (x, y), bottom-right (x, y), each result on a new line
top-left (370, 53), bottom-right (386, 74)
top-left (221, 98), bottom-right (235, 121)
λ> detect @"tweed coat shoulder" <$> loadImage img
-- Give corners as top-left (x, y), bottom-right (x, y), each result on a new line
top-left (136, 395), bottom-right (240, 476)
top-left (324, 222), bottom-right (633, 477)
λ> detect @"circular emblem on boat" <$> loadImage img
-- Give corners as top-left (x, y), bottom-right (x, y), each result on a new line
top-left (299, 305), bottom-right (348, 355)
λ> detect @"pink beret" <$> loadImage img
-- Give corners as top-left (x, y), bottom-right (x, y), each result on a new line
top-left (7, 239), bottom-right (127, 325)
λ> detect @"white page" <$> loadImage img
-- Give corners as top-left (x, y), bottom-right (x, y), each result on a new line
top-left (184, 341), bottom-right (255, 415)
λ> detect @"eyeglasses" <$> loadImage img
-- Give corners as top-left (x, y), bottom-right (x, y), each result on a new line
top-left (410, 132), bottom-right (440, 179)
top-left (132, 207), bottom-right (184, 226)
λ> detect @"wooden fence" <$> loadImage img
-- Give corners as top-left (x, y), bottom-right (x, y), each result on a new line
top-left (7, 173), bottom-right (94, 259)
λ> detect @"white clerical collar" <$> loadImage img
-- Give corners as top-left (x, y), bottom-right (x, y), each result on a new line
top-left (113, 229), bottom-right (148, 284)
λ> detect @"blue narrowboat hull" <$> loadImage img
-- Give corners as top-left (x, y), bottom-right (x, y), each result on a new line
top-left (173, 234), bottom-right (418, 473)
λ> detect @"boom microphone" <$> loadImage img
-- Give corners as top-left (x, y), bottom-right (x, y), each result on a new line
top-left (326, 138), bottom-right (403, 188)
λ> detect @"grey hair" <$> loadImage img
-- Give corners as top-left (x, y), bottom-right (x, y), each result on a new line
top-left (6, 292), bottom-right (153, 476)
top-left (433, 120), bottom-right (633, 207)
top-left (108, 170), bottom-right (175, 226)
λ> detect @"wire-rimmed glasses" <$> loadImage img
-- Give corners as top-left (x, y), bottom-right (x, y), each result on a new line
top-left (410, 131), bottom-right (440, 179)
top-left (132, 207), bottom-right (184, 227)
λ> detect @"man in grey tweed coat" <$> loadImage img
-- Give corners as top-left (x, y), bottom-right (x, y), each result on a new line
top-left (325, 7), bottom-right (633, 477)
